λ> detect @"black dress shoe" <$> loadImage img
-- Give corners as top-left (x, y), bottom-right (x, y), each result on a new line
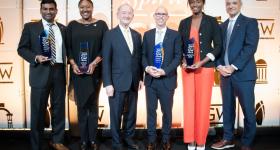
top-left (80, 142), bottom-right (87, 150)
top-left (112, 144), bottom-right (122, 150)
top-left (124, 138), bottom-right (139, 149)
top-left (162, 142), bottom-right (171, 150)
top-left (90, 143), bottom-right (98, 150)
top-left (146, 143), bottom-right (156, 150)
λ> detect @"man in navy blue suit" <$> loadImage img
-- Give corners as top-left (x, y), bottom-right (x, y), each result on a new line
top-left (211, 0), bottom-right (259, 150)
top-left (142, 6), bottom-right (182, 150)
top-left (102, 3), bottom-right (143, 150)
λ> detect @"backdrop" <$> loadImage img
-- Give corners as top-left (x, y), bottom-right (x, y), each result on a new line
top-left (0, 0), bottom-right (279, 130)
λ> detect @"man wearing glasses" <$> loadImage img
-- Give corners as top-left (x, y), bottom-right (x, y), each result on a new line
top-left (142, 6), bottom-right (182, 150)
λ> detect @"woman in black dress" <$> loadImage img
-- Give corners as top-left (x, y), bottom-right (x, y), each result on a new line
top-left (66, 0), bottom-right (108, 149)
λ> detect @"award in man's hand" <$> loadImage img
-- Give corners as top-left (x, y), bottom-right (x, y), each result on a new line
top-left (153, 42), bottom-right (164, 69)
top-left (183, 38), bottom-right (195, 68)
top-left (78, 42), bottom-right (89, 73)
top-left (39, 30), bottom-right (51, 60)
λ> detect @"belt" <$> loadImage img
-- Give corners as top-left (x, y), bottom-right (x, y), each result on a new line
top-left (51, 63), bottom-right (64, 67)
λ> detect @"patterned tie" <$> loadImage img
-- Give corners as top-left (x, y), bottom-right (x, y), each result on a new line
top-left (48, 23), bottom-right (56, 65)
top-left (125, 29), bottom-right (133, 54)
top-left (224, 20), bottom-right (234, 66)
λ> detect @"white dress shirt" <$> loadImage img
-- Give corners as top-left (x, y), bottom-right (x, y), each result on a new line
top-left (42, 19), bottom-right (63, 63)
top-left (155, 27), bottom-right (167, 45)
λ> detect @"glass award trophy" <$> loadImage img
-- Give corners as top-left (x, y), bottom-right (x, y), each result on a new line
top-left (153, 42), bottom-right (164, 69)
top-left (183, 38), bottom-right (195, 68)
top-left (39, 30), bottom-right (51, 60)
top-left (78, 42), bottom-right (89, 73)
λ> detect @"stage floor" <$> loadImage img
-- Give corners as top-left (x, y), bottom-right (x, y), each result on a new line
top-left (0, 128), bottom-right (279, 150)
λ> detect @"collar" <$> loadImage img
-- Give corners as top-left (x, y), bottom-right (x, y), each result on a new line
top-left (229, 13), bottom-right (240, 21)
top-left (119, 24), bottom-right (131, 32)
top-left (155, 26), bottom-right (167, 33)
top-left (42, 18), bottom-right (58, 27)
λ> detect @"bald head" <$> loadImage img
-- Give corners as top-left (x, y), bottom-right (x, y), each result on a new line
top-left (117, 3), bottom-right (134, 28)
top-left (225, 0), bottom-right (242, 18)
top-left (117, 3), bottom-right (134, 14)
top-left (153, 6), bottom-right (169, 29)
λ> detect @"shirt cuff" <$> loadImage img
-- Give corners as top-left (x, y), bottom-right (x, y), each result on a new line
top-left (206, 53), bottom-right (215, 61)
top-left (231, 64), bottom-right (238, 70)
top-left (145, 66), bottom-right (149, 72)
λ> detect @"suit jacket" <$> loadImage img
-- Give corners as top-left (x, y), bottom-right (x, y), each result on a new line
top-left (216, 14), bottom-right (259, 81)
top-left (102, 25), bottom-right (143, 92)
top-left (178, 13), bottom-right (222, 67)
top-left (142, 28), bottom-right (182, 90)
top-left (17, 20), bottom-right (67, 88)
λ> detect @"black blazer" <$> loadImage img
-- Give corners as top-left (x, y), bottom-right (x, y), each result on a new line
top-left (142, 28), bottom-right (182, 90)
top-left (102, 26), bottom-right (143, 92)
top-left (17, 20), bottom-right (67, 88)
top-left (178, 13), bottom-right (222, 67)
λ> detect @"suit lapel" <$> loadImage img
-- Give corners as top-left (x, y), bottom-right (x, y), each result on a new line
top-left (162, 28), bottom-right (169, 48)
top-left (131, 29), bottom-right (137, 56)
top-left (116, 25), bottom-right (132, 55)
top-left (228, 15), bottom-right (242, 47)
top-left (223, 20), bottom-right (229, 49)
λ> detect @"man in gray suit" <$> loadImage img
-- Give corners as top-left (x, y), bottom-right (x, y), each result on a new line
top-left (102, 3), bottom-right (143, 150)
top-left (142, 6), bottom-right (182, 150)
top-left (17, 0), bottom-right (68, 150)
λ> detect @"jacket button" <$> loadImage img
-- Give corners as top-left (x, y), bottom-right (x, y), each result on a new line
top-left (200, 41), bottom-right (202, 44)
top-left (199, 33), bottom-right (202, 36)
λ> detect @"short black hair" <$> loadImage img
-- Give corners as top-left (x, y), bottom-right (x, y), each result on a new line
top-left (188, 0), bottom-right (205, 5)
top-left (40, 0), bottom-right (57, 9)
top-left (78, 0), bottom-right (93, 7)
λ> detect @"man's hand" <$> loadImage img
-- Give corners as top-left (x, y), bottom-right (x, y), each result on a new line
top-left (105, 85), bottom-right (114, 97)
top-left (155, 68), bottom-right (166, 77)
top-left (225, 65), bottom-right (236, 74)
top-left (217, 65), bottom-right (231, 77)
top-left (146, 66), bottom-right (159, 78)
top-left (138, 81), bottom-right (144, 90)
top-left (35, 55), bottom-right (50, 63)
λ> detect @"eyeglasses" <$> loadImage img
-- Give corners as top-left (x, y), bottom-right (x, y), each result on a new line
top-left (154, 13), bottom-right (168, 16)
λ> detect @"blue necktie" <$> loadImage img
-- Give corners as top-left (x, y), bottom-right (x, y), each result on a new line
top-left (224, 20), bottom-right (234, 66)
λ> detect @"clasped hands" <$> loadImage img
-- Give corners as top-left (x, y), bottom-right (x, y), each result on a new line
top-left (71, 61), bottom-right (96, 75)
top-left (182, 61), bottom-right (203, 70)
top-left (217, 65), bottom-right (235, 77)
top-left (146, 66), bottom-right (166, 78)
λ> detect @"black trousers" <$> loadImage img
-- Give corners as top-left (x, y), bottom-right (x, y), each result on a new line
top-left (77, 81), bottom-right (101, 143)
top-left (30, 65), bottom-right (66, 150)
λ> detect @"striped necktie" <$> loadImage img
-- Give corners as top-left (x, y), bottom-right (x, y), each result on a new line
top-left (48, 23), bottom-right (56, 65)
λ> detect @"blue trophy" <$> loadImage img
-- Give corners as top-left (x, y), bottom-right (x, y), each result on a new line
top-left (153, 42), bottom-right (164, 69)
top-left (39, 30), bottom-right (51, 59)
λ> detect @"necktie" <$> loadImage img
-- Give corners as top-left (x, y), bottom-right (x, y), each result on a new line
top-left (224, 20), bottom-right (234, 66)
top-left (125, 29), bottom-right (133, 54)
top-left (156, 30), bottom-right (163, 45)
top-left (48, 23), bottom-right (56, 65)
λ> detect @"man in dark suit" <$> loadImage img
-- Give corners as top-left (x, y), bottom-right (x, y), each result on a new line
top-left (102, 3), bottom-right (143, 150)
top-left (17, 0), bottom-right (68, 150)
top-left (211, 0), bottom-right (259, 150)
top-left (142, 6), bottom-right (182, 150)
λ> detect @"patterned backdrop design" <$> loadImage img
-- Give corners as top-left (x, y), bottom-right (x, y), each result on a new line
top-left (0, 0), bottom-right (279, 130)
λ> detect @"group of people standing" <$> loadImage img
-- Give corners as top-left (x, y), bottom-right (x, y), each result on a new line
top-left (17, 0), bottom-right (259, 150)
